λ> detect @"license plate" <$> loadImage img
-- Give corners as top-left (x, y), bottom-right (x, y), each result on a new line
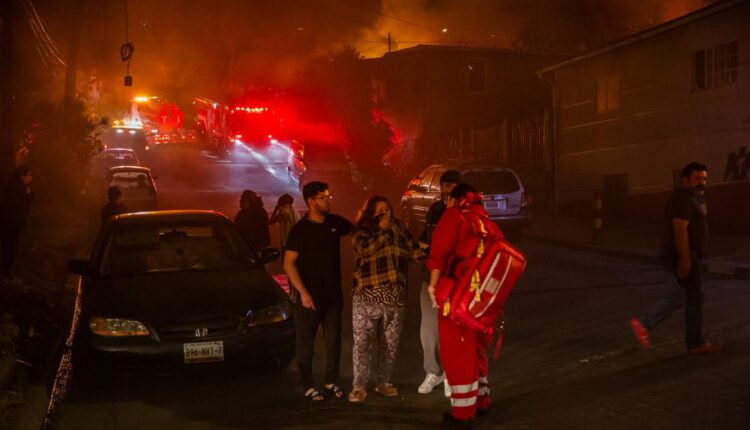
top-left (484, 200), bottom-right (507, 210)
top-left (183, 341), bottom-right (224, 364)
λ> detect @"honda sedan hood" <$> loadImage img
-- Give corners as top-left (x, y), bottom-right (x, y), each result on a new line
top-left (84, 268), bottom-right (282, 323)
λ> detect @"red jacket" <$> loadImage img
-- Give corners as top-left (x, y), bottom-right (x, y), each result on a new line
top-left (426, 204), bottom-right (503, 275)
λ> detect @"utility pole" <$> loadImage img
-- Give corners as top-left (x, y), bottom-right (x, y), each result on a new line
top-left (0, 0), bottom-right (18, 173)
top-left (387, 32), bottom-right (391, 53)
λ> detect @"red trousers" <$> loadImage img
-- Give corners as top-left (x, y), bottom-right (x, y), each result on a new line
top-left (438, 315), bottom-right (492, 420)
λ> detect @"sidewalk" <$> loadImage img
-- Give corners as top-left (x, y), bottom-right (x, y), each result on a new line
top-left (526, 211), bottom-right (750, 279)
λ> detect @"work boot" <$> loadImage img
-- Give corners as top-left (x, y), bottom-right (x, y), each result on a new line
top-left (442, 412), bottom-right (474, 429)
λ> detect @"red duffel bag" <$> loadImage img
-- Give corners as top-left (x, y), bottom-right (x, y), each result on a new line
top-left (438, 210), bottom-right (527, 335)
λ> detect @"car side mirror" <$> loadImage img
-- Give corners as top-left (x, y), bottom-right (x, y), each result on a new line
top-left (152, 175), bottom-right (158, 180)
top-left (67, 259), bottom-right (90, 276)
top-left (259, 247), bottom-right (281, 264)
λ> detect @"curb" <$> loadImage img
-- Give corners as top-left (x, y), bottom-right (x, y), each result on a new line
top-left (525, 232), bottom-right (749, 280)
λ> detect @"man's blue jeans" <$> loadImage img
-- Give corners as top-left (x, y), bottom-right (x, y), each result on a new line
top-left (639, 272), bottom-right (685, 330)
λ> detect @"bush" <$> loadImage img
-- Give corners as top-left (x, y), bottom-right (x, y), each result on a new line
top-left (17, 101), bottom-right (106, 218)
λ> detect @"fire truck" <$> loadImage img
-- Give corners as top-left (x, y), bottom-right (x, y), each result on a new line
top-left (126, 96), bottom-right (194, 147)
top-left (192, 97), bottom-right (232, 156)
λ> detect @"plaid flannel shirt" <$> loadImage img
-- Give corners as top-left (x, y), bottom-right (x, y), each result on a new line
top-left (352, 220), bottom-right (421, 305)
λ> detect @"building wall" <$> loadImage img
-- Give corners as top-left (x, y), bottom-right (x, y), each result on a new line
top-left (375, 48), bottom-right (558, 168)
top-left (551, 2), bottom-right (750, 233)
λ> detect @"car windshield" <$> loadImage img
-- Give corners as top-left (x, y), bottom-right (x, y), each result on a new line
top-left (110, 171), bottom-right (154, 196)
top-left (102, 153), bottom-right (137, 165)
top-left (462, 171), bottom-right (520, 194)
top-left (100, 221), bottom-right (248, 276)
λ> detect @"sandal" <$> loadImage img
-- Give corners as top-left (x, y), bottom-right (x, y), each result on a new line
top-left (304, 387), bottom-right (325, 402)
top-left (347, 386), bottom-right (367, 403)
top-left (324, 383), bottom-right (344, 399)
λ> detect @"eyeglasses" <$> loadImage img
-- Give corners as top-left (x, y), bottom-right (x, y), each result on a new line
top-left (314, 194), bottom-right (333, 201)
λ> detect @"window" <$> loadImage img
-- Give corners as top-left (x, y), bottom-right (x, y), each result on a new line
top-left (467, 59), bottom-right (487, 93)
top-left (693, 41), bottom-right (738, 91)
top-left (420, 171), bottom-right (435, 191)
top-left (595, 75), bottom-right (620, 114)
top-left (429, 170), bottom-right (443, 192)
top-left (461, 171), bottom-right (520, 194)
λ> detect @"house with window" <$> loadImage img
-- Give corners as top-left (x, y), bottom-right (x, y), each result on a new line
top-left (538, 0), bottom-right (750, 233)
top-left (366, 45), bottom-right (564, 207)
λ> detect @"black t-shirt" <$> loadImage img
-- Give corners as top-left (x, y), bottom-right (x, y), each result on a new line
top-left (286, 213), bottom-right (353, 304)
top-left (661, 187), bottom-right (708, 262)
top-left (419, 200), bottom-right (447, 281)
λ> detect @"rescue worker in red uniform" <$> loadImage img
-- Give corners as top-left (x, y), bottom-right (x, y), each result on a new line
top-left (427, 183), bottom-right (503, 428)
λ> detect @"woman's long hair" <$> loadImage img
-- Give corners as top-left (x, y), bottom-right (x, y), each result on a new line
top-left (355, 195), bottom-right (395, 233)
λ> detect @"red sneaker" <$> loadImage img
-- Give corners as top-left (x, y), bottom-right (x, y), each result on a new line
top-left (630, 318), bottom-right (650, 349)
top-left (687, 342), bottom-right (722, 355)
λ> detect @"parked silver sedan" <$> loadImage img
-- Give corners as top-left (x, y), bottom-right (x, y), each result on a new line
top-left (107, 165), bottom-right (159, 212)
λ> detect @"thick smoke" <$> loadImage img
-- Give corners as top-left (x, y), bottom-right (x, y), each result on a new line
top-left (30, 0), bottom-right (715, 108)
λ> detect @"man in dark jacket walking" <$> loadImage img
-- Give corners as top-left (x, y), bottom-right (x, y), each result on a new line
top-left (101, 186), bottom-right (129, 225)
top-left (1, 165), bottom-right (34, 285)
top-left (234, 189), bottom-right (271, 255)
top-left (630, 162), bottom-right (720, 355)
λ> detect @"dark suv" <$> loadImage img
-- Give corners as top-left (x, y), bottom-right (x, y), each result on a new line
top-left (400, 163), bottom-right (530, 236)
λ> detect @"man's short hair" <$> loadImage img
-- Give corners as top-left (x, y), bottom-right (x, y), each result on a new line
top-left (302, 181), bottom-right (329, 202)
top-left (440, 170), bottom-right (461, 185)
top-left (107, 186), bottom-right (122, 201)
top-left (681, 162), bottom-right (707, 178)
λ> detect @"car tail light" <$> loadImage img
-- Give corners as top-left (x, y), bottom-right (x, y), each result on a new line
top-left (521, 192), bottom-right (531, 207)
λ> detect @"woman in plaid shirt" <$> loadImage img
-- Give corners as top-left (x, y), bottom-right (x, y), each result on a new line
top-left (348, 196), bottom-right (424, 403)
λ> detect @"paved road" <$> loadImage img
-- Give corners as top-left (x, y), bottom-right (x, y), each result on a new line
top-left (45, 145), bottom-right (750, 429)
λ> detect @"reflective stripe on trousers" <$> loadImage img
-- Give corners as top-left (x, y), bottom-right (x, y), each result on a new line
top-left (450, 381), bottom-right (478, 394)
top-left (451, 396), bottom-right (477, 407)
top-left (478, 376), bottom-right (490, 396)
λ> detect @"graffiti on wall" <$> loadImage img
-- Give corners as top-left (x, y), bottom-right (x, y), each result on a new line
top-left (724, 146), bottom-right (750, 182)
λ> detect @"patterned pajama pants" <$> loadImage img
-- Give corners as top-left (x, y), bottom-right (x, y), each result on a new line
top-left (351, 296), bottom-right (405, 388)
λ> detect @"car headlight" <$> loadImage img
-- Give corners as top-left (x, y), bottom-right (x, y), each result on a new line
top-left (247, 302), bottom-right (291, 327)
top-left (90, 317), bottom-right (150, 336)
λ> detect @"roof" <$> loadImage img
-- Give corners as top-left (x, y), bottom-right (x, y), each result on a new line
top-left (424, 161), bottom-right (517, 172)
top-left (538, 0), bottom-right (748, 76)
top-left (102, 148), bottom-right (136, 153)
top-left (111, 210), bottom-right (230, 225)
top-left (109, 165), bottom-right (151, 173)
top-left (383, 44), bottom-right (568, 59)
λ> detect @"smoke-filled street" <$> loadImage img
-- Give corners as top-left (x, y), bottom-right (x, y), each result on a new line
top-left (2, 1), bottom-right (750, 429)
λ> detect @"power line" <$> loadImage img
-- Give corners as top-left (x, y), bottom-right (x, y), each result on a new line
top-left (21, 0), bottom-right (66, 68)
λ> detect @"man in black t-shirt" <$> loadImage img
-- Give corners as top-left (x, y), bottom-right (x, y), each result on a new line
top-left (284, 181), bottom-right (353, 401)
top-left (630, 162), bottom-right (720, 355)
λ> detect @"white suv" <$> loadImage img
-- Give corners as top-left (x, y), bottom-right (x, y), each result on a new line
top-left (400, 163), bottom-right (529, 237)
